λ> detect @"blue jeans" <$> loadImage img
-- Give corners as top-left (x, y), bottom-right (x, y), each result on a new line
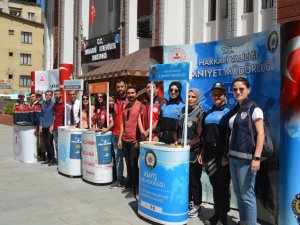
top-left (112, 135), bottom-right (125, 183)
top-left (229, 157), bottom-right (257, 225)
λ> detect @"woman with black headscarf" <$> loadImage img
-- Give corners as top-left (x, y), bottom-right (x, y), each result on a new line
top-left (154, 81), bottom-right (185, 144)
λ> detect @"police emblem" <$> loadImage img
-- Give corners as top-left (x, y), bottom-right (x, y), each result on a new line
top-left (145, 150), bottom-right (157, 170)
top-left (241, 112), bottom-right (248, 120)
top-left (292, 193), bottom-right (300, 224)
top-left (187, 121), bottom-right (193, 127)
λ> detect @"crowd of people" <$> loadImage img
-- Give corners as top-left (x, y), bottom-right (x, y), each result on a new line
top-left (13, 77), bottom-right (265, 225)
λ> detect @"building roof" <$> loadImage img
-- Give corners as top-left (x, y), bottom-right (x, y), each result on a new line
top-left (80, 48), bottom-right (150, 80)
top-left (0, 12), bottom-right (43, 28)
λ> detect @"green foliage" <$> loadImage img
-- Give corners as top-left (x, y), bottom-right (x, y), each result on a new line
top-left (5, 102), bottom-right (14, 115)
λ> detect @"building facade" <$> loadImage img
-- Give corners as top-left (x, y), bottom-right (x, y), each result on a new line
top-left (0, 9), bottom-right (43, 94)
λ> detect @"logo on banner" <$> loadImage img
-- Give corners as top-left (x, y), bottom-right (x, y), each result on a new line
top-left (37, 75), bottom-right (47, 86)
top-left (292, 193), bottom-right (300, 224)
top-left (168, 48), bottom-right (186, 63)
top-left (268, 31), bottom-right (278, 53)
top-left (145, 150), bottom-right (157, 170)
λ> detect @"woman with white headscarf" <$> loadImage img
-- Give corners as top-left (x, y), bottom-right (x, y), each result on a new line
top-left (175, 88), bottom-right (205, 218)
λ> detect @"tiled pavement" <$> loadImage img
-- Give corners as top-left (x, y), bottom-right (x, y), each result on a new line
top-left (0, 124), bottom-right (245, 225)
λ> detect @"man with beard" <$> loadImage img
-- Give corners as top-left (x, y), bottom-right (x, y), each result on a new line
top-left (138, 81), bottom-right (166, 141)
top-left (110, 79), bottom-right (128, 188)
top-left (50, 89), bottom-right (65, 164)
top-left (39, 90), bottom-right (55, 166)
top-left (118, 86), bottom-right (141, 200)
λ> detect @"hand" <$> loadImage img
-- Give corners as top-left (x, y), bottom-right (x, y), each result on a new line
top-left (152, 136), bottom-right (159, 142)
top-left (221, 158), bottom-right (229, 167)
top-left (134, 141), bottom-right (139, 149)
top-left (34, 129), bottom-right (37, 136)
top-left (49, 125), bottom-right (53, 134)
top-left (251, 160), bottom-right (260, 173)
top-left (118, 139), bottom-right (122, 149)
top-left (198, 154), bottom-right (203, 165)
top-left (39, 126), bottom-right (42, 134)
top-left (101, 128), bottom-right (108, 133)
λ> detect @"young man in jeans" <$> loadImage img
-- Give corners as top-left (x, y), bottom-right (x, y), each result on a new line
top-left (118, 86), bottom-right (141, 199)
top-left (111, 79), bottom-right (128, 188)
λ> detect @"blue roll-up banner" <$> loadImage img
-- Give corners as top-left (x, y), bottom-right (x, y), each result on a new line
top-left (279, 21), bottom-right (300, 225)
top-left (70, 133), bottom-right (82, 159)
top-left (138, 143), bottom-right (190, 224)
top-left (95, 132), bottom-right (112, 164)
top-left (161, 25), bottom-right (280, 224)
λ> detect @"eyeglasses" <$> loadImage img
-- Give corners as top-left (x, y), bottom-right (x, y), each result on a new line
top-left (83, 97), bottom-right (89, 100)
top-left (169, 88), bottom-right (179, 93)
top-left (233, 87), bottom-right (245, 93)
top-left (126, 110), bottom-right (131, 120)
top-left (97, 96), bottom-right (103, 99)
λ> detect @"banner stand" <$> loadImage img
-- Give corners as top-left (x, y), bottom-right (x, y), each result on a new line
top-left (57, 80), bottom-right (84, 178)
top-left (138, 62), bottom-right (191, 224)
top-left (81, 82), bottom-right (113, 184)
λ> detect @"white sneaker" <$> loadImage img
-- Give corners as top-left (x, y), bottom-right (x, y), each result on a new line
top-left (188, 204), bottom-right (201, 218)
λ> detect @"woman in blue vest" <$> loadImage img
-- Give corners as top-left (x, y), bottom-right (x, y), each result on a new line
top-left (202, 82), bottom-right (232, 225)
top-left (154, 81), bottom-right (185, 144)
top-left (228, 77), bottom-right (265, 225)
top-left (175, 88), bottom-right (205, 218)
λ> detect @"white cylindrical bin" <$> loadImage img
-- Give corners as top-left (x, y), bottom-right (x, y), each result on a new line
top-left (58, 126), bottom-right (82, 177)
top-left (82, 130), bottom-right (113, 184)
top-left (13, 125), bottom-right (37, 163)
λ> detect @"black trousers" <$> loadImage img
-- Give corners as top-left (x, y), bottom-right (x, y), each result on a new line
top-left (189, 162), bottom-right (202, 205)
top-left (207, 157), bottom-right (231, 214)
top-left (42, 127), bottom-right (54, 161)
top-left (123, 140), bottom-right (140, 196)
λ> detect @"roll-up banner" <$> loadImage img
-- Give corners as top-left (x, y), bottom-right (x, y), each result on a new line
top-left (162, 25), bottom-right (281, 224)
top-left (279, 20), bottom-right (300, 225)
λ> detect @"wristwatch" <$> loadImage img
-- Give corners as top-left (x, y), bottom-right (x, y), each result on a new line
top-left (253, 156), bottom-right (261, 161)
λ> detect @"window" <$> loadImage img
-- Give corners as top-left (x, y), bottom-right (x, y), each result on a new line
top-left (262, 0), bottom-right (273, 9)
top-left (8, 74), bottom-right (13, 80)
top-left (21, 32), bottom-right (32, 43)
top-left (28, 12), bottom-right (35, 21)
top-left (8, 30), bottom-right (14, 35)
top-left (9, 52), bottom-right (13, 56)
top-left (9, 7), bottom-right (22, 17)
top-left (137, 19), bottom-right (152, 38)
top-left (244, 0), bottom-right (253, 13)
top-left (20, 54), bottom-right (32, 65)
top-left (19, 75), bottom-right (31, 87)
top-left (209, 0), bottom-right (216, 21)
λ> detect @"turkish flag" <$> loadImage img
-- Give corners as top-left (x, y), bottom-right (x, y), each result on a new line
top-left (90, 0), bottom-right (96, 25)
top-left (281, 21), bottom-right (300, 116)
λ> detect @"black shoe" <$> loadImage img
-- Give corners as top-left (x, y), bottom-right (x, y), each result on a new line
top-left (125, 191), bottom-right (134, 199)
top-left (48, 160), bottom-right (57, 166)
top-left (204, 214), bottom-right (219, 225)
top-left (41, 160), bottom-right (50, 165)
top-left (110, 181), bottom-right (119, 188)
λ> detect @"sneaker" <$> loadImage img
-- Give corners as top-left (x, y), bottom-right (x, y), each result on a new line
top-left (188, 204), bottom-right (201, 218)
top-left (188, 201), bottom-right (195, 210)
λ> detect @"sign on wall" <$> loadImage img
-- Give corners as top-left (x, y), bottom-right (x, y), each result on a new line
top-left (81, 32), bottom-right (120, 64)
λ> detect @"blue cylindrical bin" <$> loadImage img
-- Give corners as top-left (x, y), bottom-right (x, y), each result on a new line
top-left (138, 142), bottom-right (190, 224)
top-left (82, 130), bottom-right (113, 184)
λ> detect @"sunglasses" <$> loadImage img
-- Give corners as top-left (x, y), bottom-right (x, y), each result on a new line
top-left (83, 97), bottom-right (89, 100)
top-left (97, 96), bottom-right (103, 99)
top-left (169, 88), bottom-right (179, 93)
top-left (233, 87), bottom-right (245, 92)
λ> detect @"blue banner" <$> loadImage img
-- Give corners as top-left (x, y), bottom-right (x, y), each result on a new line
top-left (96, 133), bottom-right (112, 164)
top-left (149, 62), bottom-right (190, 81)
top-left (163, 25), bottom-right (280, 224)
top-left (70, 133), bottom-right (82, 159)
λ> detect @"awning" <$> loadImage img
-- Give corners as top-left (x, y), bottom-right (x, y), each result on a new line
top-left (80, 48), bottom-right (150, 80)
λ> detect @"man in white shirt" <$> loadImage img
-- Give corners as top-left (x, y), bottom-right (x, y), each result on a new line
top-left (66, 90), bottom-right (80, 127)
